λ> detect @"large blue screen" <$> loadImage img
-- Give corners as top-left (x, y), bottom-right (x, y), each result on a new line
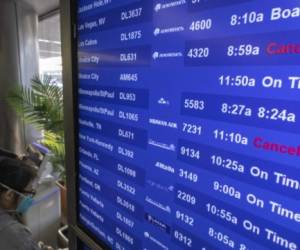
top-left (76, 1), bottom-right (300, 249)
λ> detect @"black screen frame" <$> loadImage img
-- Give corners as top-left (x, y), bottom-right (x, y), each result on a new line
top-left (60, 1), bottom-right (300, 249)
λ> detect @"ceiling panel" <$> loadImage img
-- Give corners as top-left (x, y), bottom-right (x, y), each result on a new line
top-left (21, 0), bottom-right (59, 15)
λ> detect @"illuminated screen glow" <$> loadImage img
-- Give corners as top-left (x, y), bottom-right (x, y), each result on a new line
top-left (76, 1), bottom-right (300, 249)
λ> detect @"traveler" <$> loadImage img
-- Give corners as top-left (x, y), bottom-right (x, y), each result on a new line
top-left (0, 157), bottom-right (53, 250)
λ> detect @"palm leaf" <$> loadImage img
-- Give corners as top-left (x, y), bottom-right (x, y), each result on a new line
top-left (7, 76), bottom-right (65, 179)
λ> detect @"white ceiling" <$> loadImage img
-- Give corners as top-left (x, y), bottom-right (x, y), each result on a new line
top-left (21, 0), bottom-right (59, 15)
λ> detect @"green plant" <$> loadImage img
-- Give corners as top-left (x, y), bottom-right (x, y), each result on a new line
top-left (8, 76), bottom-right (65, 180)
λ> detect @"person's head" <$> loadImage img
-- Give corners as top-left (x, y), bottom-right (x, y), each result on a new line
top-left (0, 157), bottom-right (37, 213)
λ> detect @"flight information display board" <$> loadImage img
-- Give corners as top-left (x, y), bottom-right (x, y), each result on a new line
top-left (76, 1), bottom-right (300, 249)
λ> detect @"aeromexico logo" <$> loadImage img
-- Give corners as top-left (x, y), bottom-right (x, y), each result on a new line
top-left (152, 51), bottom-right (183, 60)
top-left (144, 231), bottom-right (169, 250)
top-left (153, 26), bottom-right (184, 36)
top-left (154, 0), bottom-right (186, 12)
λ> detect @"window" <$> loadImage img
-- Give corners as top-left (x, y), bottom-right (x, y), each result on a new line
top-left (38, 13), bottom-right (62, 85)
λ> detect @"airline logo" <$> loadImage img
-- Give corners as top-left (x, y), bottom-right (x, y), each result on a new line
top-left (154, 0), bottom-right (186, 12)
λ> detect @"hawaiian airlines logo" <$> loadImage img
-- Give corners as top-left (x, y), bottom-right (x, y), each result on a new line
top-left (149, 117), bottom-right (177, 129)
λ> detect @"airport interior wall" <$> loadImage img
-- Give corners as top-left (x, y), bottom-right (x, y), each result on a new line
top-left (0, 0), bottom-right (39, 153)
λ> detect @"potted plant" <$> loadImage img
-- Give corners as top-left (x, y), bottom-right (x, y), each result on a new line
top-left (8, 76), bottom-right (67, 221)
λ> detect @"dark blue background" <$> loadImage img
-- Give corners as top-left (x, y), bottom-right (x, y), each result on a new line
top-left (77, 0), bottom-right (300, 249)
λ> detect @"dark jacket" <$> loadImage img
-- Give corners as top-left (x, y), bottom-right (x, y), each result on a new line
top-left (0, 208), bottom-right (40, 250)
